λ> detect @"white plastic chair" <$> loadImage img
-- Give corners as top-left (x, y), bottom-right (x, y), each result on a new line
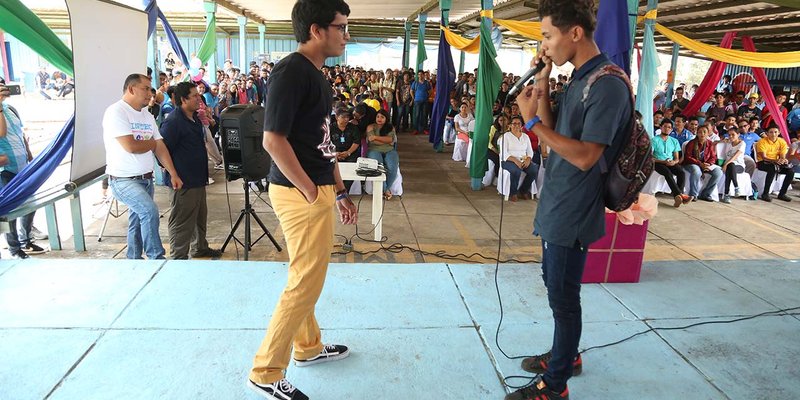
top-left (641, 172), bottom-right (674, 195)
top-left (497, 135), bottom-right (538, 200)
top-left (364, 167), bottom-right (404, 196)
top-left (751, 169), bottom-right (786, 196)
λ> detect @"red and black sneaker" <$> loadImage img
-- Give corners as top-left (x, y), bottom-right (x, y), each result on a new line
top-left (504, 375), bottom-right (569, 400)
top-left (521, 351), bottom-right (582, 376)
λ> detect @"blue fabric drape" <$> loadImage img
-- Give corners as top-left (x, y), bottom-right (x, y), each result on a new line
top-left (595, 0), bottom-right (632, 76)
top-left (635, 12), bottom-right (659, 136)
top-left (429, 32), bottom-right (456, 151)
top-left (145, 0), bottom-right (158, 38)
top-left (158, 10), bottom-right (189, 67)
top-left (0, 116), bottom-right (75, 215)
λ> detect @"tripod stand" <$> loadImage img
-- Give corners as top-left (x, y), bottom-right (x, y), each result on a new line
top-left (221, 181), bottom-right (282, 260)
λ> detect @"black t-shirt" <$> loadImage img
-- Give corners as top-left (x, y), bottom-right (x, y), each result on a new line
top-left (330, 122), bottom-right (360, 162)
top-left (263, 53), bottom-right (335, 187)
top-left (672, 97), bottom-right (690, 112)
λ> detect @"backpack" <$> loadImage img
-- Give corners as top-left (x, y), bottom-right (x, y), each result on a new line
top-left (582, 64), bottom-right (654, 212)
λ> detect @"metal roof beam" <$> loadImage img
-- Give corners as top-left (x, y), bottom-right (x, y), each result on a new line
top-left (655, 0), bottom-right (764, 18)
top-left (408, 0), bottom-right (439, 22)
top-left (662, 7), bottom-right (796, 27)
top-left (453, 0), bottom-right (529, 26)
top-left (215, 0), bottom-right (266, 25)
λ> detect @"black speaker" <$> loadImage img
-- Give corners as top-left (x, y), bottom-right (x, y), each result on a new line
top-left (220, 104), bottom-right (270, 181)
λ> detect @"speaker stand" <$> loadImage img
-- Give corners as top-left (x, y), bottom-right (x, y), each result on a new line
top-left (221, 181), bottom-right (282, 260)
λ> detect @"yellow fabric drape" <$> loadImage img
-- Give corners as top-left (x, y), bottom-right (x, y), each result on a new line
top-left (441, 25), bottom-right (480, 54)
top-left (493, 19), bottom-right (543, 42)
top-left (636, 15), bottom-right (800, 68)
top-left (479, 10), bottom-right (493, 18)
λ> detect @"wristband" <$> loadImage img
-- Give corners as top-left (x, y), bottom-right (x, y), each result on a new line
top-left (525, 116), bottom-right (541, 131)
top-left (336, 189), bottom-right (348, 201)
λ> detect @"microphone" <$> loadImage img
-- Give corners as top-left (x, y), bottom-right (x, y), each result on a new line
top-left (507, 60), bottom-right (547, 97)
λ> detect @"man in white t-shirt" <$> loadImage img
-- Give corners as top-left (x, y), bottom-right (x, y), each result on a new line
top-left (103, 73), bottom-right (182, 260)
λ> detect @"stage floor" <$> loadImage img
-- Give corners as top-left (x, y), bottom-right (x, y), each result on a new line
top-left (1, 258), bottom-right (798, 399)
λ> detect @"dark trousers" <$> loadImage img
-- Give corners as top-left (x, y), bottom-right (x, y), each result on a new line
top-left (757, 161), bottom-right (795, 196)
top-left (168, 186), bottom-right (210, 259)
top-left (724, 164), bottom-right (744, 194)
top-left (487, 150), bottom-right (500, 178)
top-left (653, 163), bottom-right (685, 197)
top-left (541, 240), bottom-right (588, 392)
top-left (413, 101), bottom-right (427, 133)
top-left (501, 161), bottom-right (539, 196)
top-left (395, 103), bottom-right (410, 131)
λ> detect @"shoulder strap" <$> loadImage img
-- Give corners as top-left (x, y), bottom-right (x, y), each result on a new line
top-left (6, 105), bottom-right (21, 120)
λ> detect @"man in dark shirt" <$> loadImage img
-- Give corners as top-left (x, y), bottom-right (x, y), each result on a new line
top-left (509, 1), bottom-right (630, 399)
top-left (738, 93), bottom-right (762, 121)
top-left (331, 108), bottom-right (360, 191)
top-left (248, 1), bottom-right (357, 399)
top-left (160, 82), bottom-right (221, 260)
top-left (352, 102), bottom-right (376, 157)
top-left (671, 86), bottom-right (690, 114)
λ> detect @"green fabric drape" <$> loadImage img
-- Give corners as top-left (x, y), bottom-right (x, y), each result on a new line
top-left (196, 14), bottom-right (216, 64)
top-left (0, 0), bottom-right (73, 76)
top-left (470, 17), bottom-right (503, 180)
top-left (416, 13), bottom-right (428, 71)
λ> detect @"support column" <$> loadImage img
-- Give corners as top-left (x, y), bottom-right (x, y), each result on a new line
top-left (459, 51), bottom-right (465, 74)
top-left (147, 31), bottom-right (159, 89)
top-left (416, 13), bottom-right (428, 72)
top-left (70, 194), bottom-right (86, 252)
top-left (238, 16), bottom-right (247, 70)
top-left (204, 1), bottom-right (218, 83)
top-left (402, 20), bottom-right (412, 69)
top-left (665, 43), bottom-right (680, 109)
top-left (258, 24), bottom-right (266, 55)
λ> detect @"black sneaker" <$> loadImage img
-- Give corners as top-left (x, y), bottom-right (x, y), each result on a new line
top-left (10, 250), bottom-right (29, 260)
top-left (760, 194), bottom-right (772, 202)
top-left (505, 375), bottom-right (569, 400)
top-left (247, 379), bottom-right (308, 400)
top-left (190, 248), bottom-right (223, 258)
top-left (777, 194), bottom-right (792, 202)
top-left (294, 344), bottom-right (349, 367)
top-left (521, 350), bottom-right (582, 376)
top-left (22, 243), bottom-right (46, 255)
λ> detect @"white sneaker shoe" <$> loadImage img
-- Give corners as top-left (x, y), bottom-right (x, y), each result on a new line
top-left (294, 344), bottom-right (350, 367)
top-left (247, 378), bottom-right (308, 400)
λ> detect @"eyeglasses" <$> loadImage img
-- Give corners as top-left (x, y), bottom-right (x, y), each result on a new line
top-left (328, 23), bottom-right (349, 35)
top-left (510, 122), bottom-right (522, 126)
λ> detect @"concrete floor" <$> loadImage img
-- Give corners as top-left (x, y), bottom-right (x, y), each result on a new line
top-left (1, 258), bottom-right (798, 399)
top-left (4, 134), bottom-right (800, 399)
top-left (32, 132), bottom-right (800, 264)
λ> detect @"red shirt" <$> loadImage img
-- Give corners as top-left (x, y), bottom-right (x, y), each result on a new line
top-left (682, 138), bottom-right (717, 166)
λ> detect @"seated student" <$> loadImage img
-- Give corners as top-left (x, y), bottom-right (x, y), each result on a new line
top-left (721, 128), bottom-right (746, 203)
top-left (754, 126), bottom-right (794, 202)
top-left (331, 108), bottom-right (361, 192)
top-left (652, 110), bottom-right (664, 134)
top-left (487, 114), bottom-right (509, 181)
top-left (669, 115), bottom-right (695, 147)
top-left (749, 116), bottom-right (765, 136)
top-left (453, 102), bottom-right (474, 142)
top-left (717, 114), bottom-right (737, 137)
top-left (652, 119), bottom-right (689, 207)
top-left (682, 125), bottom-right (723, 202)
top-left (366, 109), bottom-right (399, 200)
top-left (443, 97), bottom-right (459, 145)
top-left (732, 120), bottom-right (761, 175)
top-left (500, 116), bottom-right (538, 202)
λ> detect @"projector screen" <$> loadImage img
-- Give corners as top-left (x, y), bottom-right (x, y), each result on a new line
top-left (66, 0), bottom-right (148, 186)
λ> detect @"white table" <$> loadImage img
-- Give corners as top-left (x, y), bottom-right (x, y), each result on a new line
top-left (338, 162), bottom-right (386, 241)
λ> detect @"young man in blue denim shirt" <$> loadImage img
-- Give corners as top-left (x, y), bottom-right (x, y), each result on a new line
top-left (510, 1), bottom-right (630, 398)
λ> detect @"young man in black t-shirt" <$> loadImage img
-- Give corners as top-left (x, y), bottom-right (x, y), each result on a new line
top-left (248, 1), bottom-right (356, 399)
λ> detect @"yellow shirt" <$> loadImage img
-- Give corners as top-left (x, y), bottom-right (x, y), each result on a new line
top-left (754, 137), bottom-right (788, 162)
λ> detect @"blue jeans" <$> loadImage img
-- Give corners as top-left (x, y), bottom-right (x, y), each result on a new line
top-left (541, 240), bottom-right (588, 392)
top-left (501, 161), bottom-right (539, 196)
top-left (683, 164), bottom-right (722, 198)
top-left (366, 149), bottom-right (399, 193)
top-left (109, 176), bottom-right (165, 260)
top-left (0, 170), bottom-right (34, 253)
top-left (395, 103), bottom-right (410, 130)
top-left (414, 101), bottom-right (427, 133)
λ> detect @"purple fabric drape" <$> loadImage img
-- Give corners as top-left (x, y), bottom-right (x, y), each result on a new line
top-left (595, 0), bottom-right (632, 75)
top-left (429, 31), bottom-right (456, 150)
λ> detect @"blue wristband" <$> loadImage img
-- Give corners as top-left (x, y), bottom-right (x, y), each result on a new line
top-left (336, 193), bottom-right (348, 201)
top-left (525, 116), bottom-right (541, 131)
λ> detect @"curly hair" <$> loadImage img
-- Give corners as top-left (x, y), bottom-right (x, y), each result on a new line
top-left (538, 0), bottom-right (597, 37)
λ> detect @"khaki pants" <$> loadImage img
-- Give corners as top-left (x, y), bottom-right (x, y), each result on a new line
top-left (250, 184), bottom-right (335, 384)
top-left (168, 186), bottom-right (209, 259)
